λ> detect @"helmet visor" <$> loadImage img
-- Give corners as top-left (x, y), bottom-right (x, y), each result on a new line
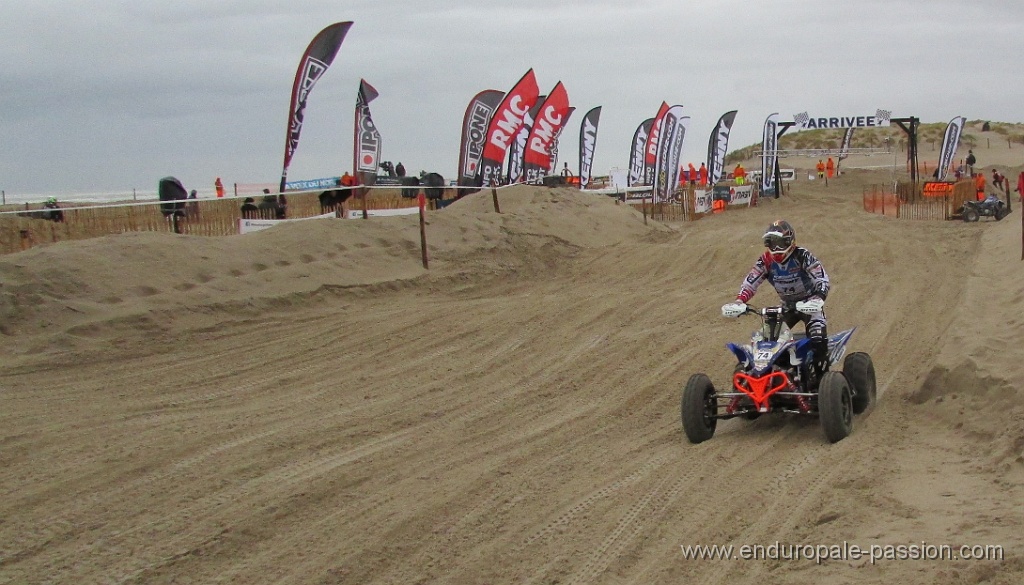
top-left (763, 232), bottom-right (792, 252)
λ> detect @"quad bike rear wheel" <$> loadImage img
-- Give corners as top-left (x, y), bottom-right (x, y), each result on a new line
top-left (995, 207), bottom-right (1008, 221)
top-left (818, 371), bottom-right (853, 443)
top-left (843, 352), bottom-right (876, 415)
top-left (681, 374), bottom-right (717, 444)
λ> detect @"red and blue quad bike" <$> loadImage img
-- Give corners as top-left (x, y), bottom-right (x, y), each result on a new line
top-left (681, 305), bottom-right (876, 444)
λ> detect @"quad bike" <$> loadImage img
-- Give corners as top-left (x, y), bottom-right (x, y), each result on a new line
top-left (959, 194), bottom-right (1009, 222)
top-left (681, 304), bottom-right (876, 444)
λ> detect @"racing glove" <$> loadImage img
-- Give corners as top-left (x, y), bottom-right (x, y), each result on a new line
top-left (795, 297), bottom-right (824, 314)
top-left (721, 301), bottom-right (747, 318)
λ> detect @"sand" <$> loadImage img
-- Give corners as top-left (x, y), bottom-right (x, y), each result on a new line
top-left (2, 144), bottom-right (1024, 584)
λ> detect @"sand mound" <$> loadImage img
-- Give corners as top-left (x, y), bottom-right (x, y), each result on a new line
top-left (0, 185), bottom-right (666, 354)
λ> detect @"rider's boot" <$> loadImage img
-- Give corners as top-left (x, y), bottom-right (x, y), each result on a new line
top-left (811, 337), bottom-right (830, 377)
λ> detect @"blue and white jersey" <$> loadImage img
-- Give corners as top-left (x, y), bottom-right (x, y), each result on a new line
top-left (737, 247), bottom-right (830, 304)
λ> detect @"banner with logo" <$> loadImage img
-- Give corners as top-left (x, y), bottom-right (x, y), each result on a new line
top-left (548, 107), bottom-right (574, 176)
top-left (652, 105), bottom-right (687, 203)
top-left (792, 110), bottom-right (892, 130)
top-left (643, 102), bottom-right (670, 186)
top-left (507, 95), bottom-right (545, 183)
top-left (628, 118), bottom-right (654, 186)
top-left (578, 106), bottom-right (602, 188)
top-left (706, 110), bottom-right (737, 185)
top-left (522, 82), bottom-right (571, 183)
top-left (353, 79), bottom-right (382, 191)
top-left (936, 116), bottom-right (965, 181)
top-left (761, 113), bottom-right (779, 194)
top-left (480, 69), bottom-right (541, 188)
top-left (280, 21), bottom-right (353, 193)
top-left (693, 189), bottom-right (712, 214)
top-left (457, 89), bottom-right (504, 190)
top-left (838, 127), bottom-right (855, 160)
top-left (728, 185), bottom-right (754, 206)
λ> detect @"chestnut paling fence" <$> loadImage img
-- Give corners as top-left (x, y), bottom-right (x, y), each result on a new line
top-left (862, 180), bottom-right (982, 220)
top-left (0, 188), bottom-right (448, 256)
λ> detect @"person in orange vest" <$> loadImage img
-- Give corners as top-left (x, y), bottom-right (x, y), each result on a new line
top-left (340, 171), bottom-right (356, 187)
top-left (973, 172), bottom-right (986, 201)
top-left (698, 162), bottom-right (709, 186)
top-left (688, 163), bottom-right (697, 185)
top-left (734, 163), bottom-right (746, 185)
top-left (215, 177), bottom-right (225, 198)
top-left (826, 157), bottom-right (835, 178)
top-left (816, 160), bottom-right (825, 180)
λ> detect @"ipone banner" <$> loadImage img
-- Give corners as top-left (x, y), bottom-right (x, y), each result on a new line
top-left (457, 89), bottom-right (504, 188)
top-left (353, 79), bottom-right (382, 189)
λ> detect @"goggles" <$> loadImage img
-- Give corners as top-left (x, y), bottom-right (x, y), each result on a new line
top-left (763, 232), bottom-right (792, 252)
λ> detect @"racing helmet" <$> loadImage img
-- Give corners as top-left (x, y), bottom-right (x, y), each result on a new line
top-left (763, 219), bottom-right (796, 263)
top-left (46, 197), bottom-right (57, 205)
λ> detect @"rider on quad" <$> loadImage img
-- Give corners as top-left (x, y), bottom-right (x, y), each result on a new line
top-left (722, 220), bottom-right (832, 375)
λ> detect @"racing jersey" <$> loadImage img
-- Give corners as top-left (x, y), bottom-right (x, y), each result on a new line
top-left (737, 247), bottom-right (830, 304)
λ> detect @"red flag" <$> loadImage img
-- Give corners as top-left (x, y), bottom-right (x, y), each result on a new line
top-left (479, 69), bottom-right (541, 188)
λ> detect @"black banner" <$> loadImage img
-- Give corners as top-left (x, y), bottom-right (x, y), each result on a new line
top-left (761, 113), bottom-right (779, 193)
top-left (578, 106), bottom-right (602, 188)
top-left (936, 116), bottom-right (965, 181)
top-left (280, 21), bottom-right (353, 193)
top-left (628, 118), bottom-right (654, 187)
top-left (706, 110), bottom-right (737, 185)
top-left (653, 106), bottom-right (687, 203)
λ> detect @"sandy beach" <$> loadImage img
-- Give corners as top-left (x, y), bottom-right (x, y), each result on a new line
top-left (1, 139), bottom-right (1023, 583)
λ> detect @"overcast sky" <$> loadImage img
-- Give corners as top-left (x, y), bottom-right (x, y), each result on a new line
top-left (2, 0), bottom-right (1021, 196)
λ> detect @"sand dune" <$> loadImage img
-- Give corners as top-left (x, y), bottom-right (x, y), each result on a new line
top-left (1, 173), bottom-right (1022, 584)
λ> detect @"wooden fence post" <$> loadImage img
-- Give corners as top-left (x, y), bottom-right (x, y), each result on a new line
top-left (418, 192), bottom-right (429, 269)
top-left (491, 188), bottom-right (501, 213)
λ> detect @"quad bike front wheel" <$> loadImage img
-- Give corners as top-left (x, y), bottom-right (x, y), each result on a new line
top-left (962, 207), bottom-right (980, 222)
top-left (995, 207), bottom-right (1009, 221)
top-left (681, 374), bottom-right (718, 444)
top-left (843, 352), bottom-right (876, 415)
top-left (818, 371), bottom-right (853, 443)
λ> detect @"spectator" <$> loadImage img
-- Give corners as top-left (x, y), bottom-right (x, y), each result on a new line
top-left (240, 197), bottom-right (258, 219)
top-left (187, 189), bottom-right (200, 220)
top-left (42, 197), bottom-right (64, 223)
top-left (259, 189), bottom-right (279, 219)
top-left (816, 159), bottom-right (825, 180)
top-left (688, 163), bottom-right (697, 185)
top-left (973, 172), bottom-right (986, 201)
top-left (991, 168), bottom-right (1006, 193)
top-left (826, 157), bottom-right (835, 179)
top-left (215, 177), bottom-right (225, 198)
top-left (966, 150), bottom-right (977, 175)
top-left (734, 163), bottom-right (746, 185)
top-left (395, 162), bottom-right (406, 178)
top-left (340, 171), bottom-right (356, 187)
top-left (276, 194), bottom-right (288, 219)
top-left (698, 162), bottom-right (708, 186)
